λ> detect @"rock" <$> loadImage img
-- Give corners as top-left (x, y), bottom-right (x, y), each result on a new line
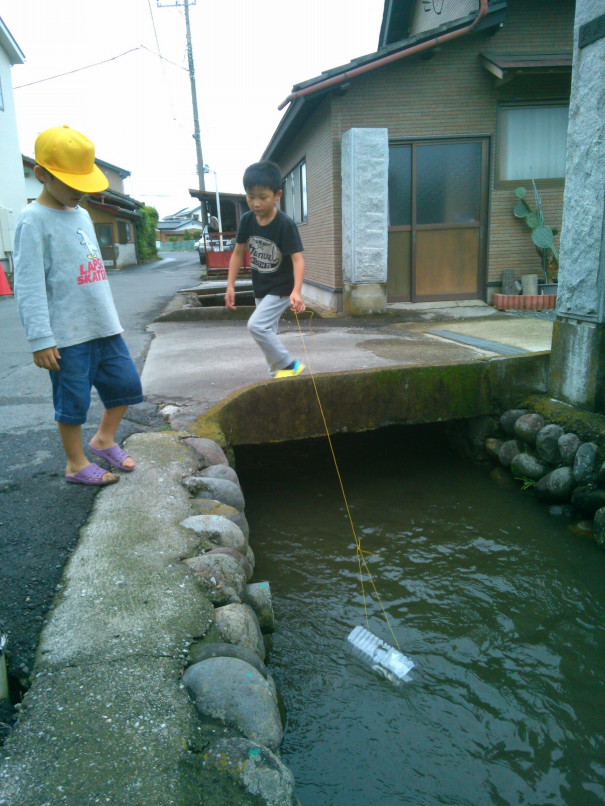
top-left (243, 582), bottom-right (274, 634)
top-left (245, 545), bottom-right (255, 573)
top-left (490, 466), bottom-right (516, 487)
top-left (181, 437), bottom-right (228, 469)
top-left (485, 437), bottom-right (502, 461)
top-left (510, 453), bottom-right (549, 482)
top-left (499, 409), bottom-right (527, 436)
top-left (513, 413), bottom-right (545, 445)
top-left (200, 464), bottom-right (239, 484)
top-left (571, 484), bottom-right (605, 518)
top-left (180, 514), bottom-right (248, 553)
top-left (201, 737), bottom-right (296, 805)
top-left (192, 478), bottom-right (245, 512)
top-left (189, 499), bottom-right (249, 539)
top-left (187, 641), bottom-right (268, 678)
top-left (498, 439), bottom-right (521, 468)
top-left (559, 433), bottom-right (581, 466)
top-left (548, 504), bottom-right (573, 517)
top-left (599, 461), bottom-right (605, 486)
top-left (592, 506), bottom-right (605, 548)
top-left (184, 553), bottom-right (247, 605)
top-left (535, 467), bottom-right (576, 502)
top-left (573, 442), bottom-right (598, 484)
top-left (214, 603), bottom-right (265, 661)
top-left (183, 658), bottom-right (283, 751)
top-left (206, 547), bottom-right (253, 581)
top-left (535, 424), bottom-right (564, 464)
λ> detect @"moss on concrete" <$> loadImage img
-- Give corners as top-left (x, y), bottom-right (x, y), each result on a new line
top-left (189, 356), bottom-right (550, 449)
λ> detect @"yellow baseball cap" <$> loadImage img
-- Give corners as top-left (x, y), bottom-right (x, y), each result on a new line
top-left (34, 125), bottom-right (109, 193)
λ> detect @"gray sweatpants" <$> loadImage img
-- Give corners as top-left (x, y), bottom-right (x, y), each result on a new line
top-left (247, 294), bottom-right (294, 375)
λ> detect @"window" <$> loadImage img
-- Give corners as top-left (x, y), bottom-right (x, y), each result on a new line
top-left (282, 160), bottom-right (307, 224)
top-left (498, 104), bottom-right (569, 181)
top-left (0, 77), bottom-right (4, 111)
top-left (117, 220), bottom-right (131, 244)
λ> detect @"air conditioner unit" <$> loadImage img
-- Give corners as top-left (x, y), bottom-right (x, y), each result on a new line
top-left (0, 207), bottom-right (16, 253)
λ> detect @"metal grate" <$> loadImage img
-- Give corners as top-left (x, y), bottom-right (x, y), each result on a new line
top-left (427, 329), bottom-right (529, 355)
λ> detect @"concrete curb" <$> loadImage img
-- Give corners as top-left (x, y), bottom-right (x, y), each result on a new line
top-left (0, 432), bottom-right (295, 806)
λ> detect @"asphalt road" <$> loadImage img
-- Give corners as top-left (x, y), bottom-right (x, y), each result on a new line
top-left (0, 252), bottom-right (201, 711)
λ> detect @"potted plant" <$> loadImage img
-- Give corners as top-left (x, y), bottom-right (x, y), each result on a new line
top-left (513, 181), bottom-right (559, 293)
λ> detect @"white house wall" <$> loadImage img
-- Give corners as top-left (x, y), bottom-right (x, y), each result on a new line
top-left (0, 46), bottom-right (26, 263)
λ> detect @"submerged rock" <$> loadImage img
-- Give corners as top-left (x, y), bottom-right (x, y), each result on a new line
top-left (571, 485), bottom-right (605, 518)
top-left (592, 507), bottom-right (605, 548)
top-left (535, 467), bottom-right (575, 502)
top-left (200, 737), bottom-right (297, 806)
top-left (183, 657), bottom-right (283, 751)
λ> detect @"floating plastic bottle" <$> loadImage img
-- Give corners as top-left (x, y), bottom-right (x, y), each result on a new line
top-left (347, 625), bottom-right (414, 683)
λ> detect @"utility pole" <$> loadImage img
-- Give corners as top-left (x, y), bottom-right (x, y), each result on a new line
top-left (157, 0), bottom-right (205, 190)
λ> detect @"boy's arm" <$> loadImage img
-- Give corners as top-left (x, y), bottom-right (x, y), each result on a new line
top-left (225, 243), bottom-right (246, 309)
top-left (13, 219), bottom-right (58, 360)
top-left (289, 252), bottom-right (306, 314)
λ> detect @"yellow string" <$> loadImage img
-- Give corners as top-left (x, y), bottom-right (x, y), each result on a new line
top-left (294, 311), bottom-right (401, 651)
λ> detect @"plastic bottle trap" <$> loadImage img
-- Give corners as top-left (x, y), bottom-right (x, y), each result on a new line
top-left (347, 625), bottom-right (414, 684)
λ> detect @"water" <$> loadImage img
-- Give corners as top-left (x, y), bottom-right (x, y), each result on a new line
top-left (235, 425), bottom-right (605, 806)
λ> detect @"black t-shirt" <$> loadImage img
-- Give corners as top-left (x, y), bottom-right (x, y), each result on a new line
top-left (236, 209), bottom-right (303, 298)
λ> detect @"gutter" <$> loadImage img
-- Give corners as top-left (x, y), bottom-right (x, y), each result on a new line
top-left (278, 0), bottom-right (488, 111)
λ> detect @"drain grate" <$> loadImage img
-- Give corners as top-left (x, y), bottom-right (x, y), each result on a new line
top-left (427, 329), bottom-right (529, 355)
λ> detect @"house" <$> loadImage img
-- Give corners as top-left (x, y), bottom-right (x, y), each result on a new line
top-left (156, 205), bottom-right (204, 249)
top-left (22, 155), bottom-right (144, 269)
top-left (263, 0), bottom-right (574, 313)
top-left (0, 16), bottom-right (26, 277)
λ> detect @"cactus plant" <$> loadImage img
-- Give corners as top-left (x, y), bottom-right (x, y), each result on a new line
top-left (512, 181), bottom-right (559, 283)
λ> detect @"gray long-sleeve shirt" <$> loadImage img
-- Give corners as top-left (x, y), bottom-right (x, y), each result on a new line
top-left (13, 201), bottom-right (122, 352)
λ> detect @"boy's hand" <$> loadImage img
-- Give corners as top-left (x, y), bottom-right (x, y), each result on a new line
top-left (290, 291), bottom-right (306, 315)
top-left (225, 286), bottom-right (236, 310)
top-left (33, 346), bottom-right (61, 371)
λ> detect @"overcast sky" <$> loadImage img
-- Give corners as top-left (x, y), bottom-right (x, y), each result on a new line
top-left (2, 0), bottom-right (384, 217)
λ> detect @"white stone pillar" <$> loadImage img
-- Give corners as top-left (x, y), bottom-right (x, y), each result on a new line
top-left (341, 128), bottom-right (388, 315)
top-left (549, 0), bottom-right (605, 410)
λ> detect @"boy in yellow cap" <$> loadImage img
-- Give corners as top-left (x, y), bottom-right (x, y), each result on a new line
top-left (13, 125), bottom-right (144, 486)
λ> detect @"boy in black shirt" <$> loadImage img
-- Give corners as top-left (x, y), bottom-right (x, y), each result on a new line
top-left (226, 161), bottom-right (306, 378)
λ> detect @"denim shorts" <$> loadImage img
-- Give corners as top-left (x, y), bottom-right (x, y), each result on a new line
top-left (50, 334), bottom-right (144, 425)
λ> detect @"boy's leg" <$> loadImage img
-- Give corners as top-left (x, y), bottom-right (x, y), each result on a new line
top-left (247, 295), bottom-right (295, 375)
top-left (89, 405), bottom-right (134, 470)
top-left (58, 421), bottom-right (118, 482)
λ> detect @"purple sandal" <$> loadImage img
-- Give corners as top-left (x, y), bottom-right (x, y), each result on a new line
top-left (65, 462), bottom-right (120, 486)
top-left (88, 441), bottom-right (135, 472)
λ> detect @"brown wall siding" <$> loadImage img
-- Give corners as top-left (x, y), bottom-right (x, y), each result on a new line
top-left (282, 0), bottom-right (573, 294)
top-left (277, 100), bottom-right (338, 291)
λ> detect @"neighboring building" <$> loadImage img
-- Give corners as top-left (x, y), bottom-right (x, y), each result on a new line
top-left (263, 0), bottom-right (574, 313)
top-left (188, 189), bottom-right (248, 235)
top-left (0, 16), bottom-right (26, 276)
top-left (156, 205), bottom-right (204, 246)
top-left (23, 155), bottom-right (144, 269)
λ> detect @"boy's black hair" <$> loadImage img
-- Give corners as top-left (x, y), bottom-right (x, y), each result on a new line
top-left (243, 161), bottom-right (282, 193)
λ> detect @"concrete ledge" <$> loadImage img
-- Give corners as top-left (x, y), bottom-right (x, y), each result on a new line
top-left (191, 354), bottom-right (551, 447)
top-left (0, 432), bottom-right (269, 805)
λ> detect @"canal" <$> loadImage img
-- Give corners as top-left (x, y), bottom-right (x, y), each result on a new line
top-left (235, 424), bottom-right (605, 806)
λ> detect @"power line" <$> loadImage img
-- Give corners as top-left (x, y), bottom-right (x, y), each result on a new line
top-left (13, 45), bottom-right (186, 90)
